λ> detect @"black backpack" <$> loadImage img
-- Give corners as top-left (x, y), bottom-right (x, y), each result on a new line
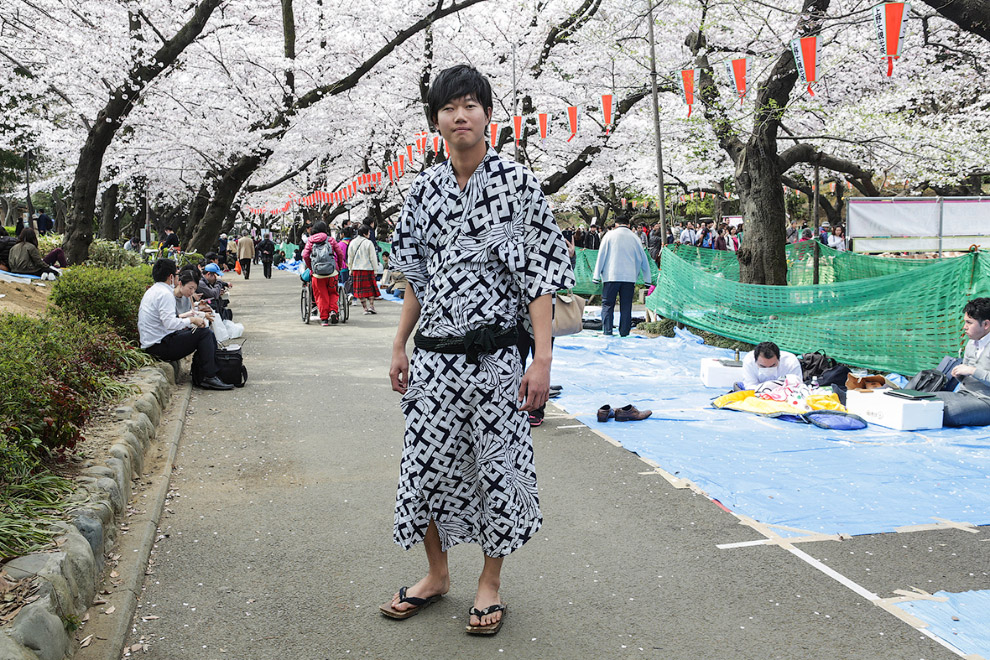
top-left (799, 351), bottom-right (837, 384)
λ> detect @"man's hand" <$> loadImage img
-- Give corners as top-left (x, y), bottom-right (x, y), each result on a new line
top-left (189, 316), bottom-right (206, 328)
top-left (952, 364), bottom-right (976, 378)
top-left (518, 358), bottom-right (550, 412)
top-left (390, 349), bottom-right (410, 394)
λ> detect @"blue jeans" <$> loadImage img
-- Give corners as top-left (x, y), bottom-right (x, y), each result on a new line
top-left (601, 281), bottom-right (635, 336)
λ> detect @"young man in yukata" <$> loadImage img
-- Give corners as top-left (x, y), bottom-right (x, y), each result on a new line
top-left (382, 64), bottom-right (574, 635)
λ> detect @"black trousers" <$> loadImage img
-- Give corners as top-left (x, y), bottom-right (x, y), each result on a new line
top-left (239, 258), bottom-right (251, 279)
top-left (262, 260), bottom-right (273, 278)
top-left (145, 327), bottom-right (219, 380)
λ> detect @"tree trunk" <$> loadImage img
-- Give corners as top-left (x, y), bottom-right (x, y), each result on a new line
top-left (736, 138), bottom-right (789, 285)
top-left (921, 0), bottom-right (990, 42)
top-left (187, 154), bottom-right (266, 253)
top-left (99, 183), bottom-right (120, 240)
top-left (180, 183), bottom-right (212, 248)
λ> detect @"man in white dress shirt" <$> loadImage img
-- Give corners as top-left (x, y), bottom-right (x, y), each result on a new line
top-left (951, 298), bottom-right (990, 388)
top-left (741, 341), bottom-right (804, 390)
top-left (138, 259), bottom-right (233, 390)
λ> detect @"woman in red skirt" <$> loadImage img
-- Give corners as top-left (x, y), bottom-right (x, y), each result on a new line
top-left (347, 224), bottom-right (382, 315)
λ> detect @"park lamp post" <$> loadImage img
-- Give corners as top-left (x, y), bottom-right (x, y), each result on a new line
top-left (345, 202), bottom-right (353, 225)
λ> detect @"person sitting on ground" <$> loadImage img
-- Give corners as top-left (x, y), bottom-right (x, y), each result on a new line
top-left (741, 341), bottom-right (804, 390)
top-left (8, 228), bottom-right (64, 279)
top-left (197, 263), bottom-right (227, 314)
top-left (174, 267), bottom-right (212, 319)
top-left (139, 259), bottom-right (232, 390)
top-left (123, 235), bottom-right (143, 252)
top-left (950, 298), bottom-right (990, 388)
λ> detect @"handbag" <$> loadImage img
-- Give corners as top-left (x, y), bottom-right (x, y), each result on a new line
top-left (552, 291), bottom-right (586, 337)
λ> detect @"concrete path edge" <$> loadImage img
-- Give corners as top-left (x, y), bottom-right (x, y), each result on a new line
top-left (0, 364), bottom-right (192, 660)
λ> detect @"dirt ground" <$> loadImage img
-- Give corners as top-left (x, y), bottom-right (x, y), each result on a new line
top-left (0, 278), bottom-right (51, 317)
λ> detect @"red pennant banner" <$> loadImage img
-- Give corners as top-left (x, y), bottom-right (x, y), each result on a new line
top-left (680, 69), bottom-right (696, 116)
top-left (433, 135), bottom-right (441, 154)
top-left (725, 58), bottom-right (749, 103)
top-left (873, 2), bottom-right (907, 76)
top-left (406, 144), bottom-right (414, 167)
top-left (398, 154), bottom-right (405, 172)
top-left (513, 115), bottom-right (522, 145)
top-left (538, 113), bottom-right (548, 140)
top-left (621, 197), bottom-right (627, 208)
top-left (601, 94), bottom-right (612, 134)
top-left (791, 36), bottom-right (820, 95)
top-left (490, 122), bottom-right (499, 148)
top-left (566, 106), bottom-right (578, 142)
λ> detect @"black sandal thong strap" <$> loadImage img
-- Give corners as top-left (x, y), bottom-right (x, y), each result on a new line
top-left (397, 586), bottom-right (434, 607)
top-left (469, 603), bottom-right (506, 617)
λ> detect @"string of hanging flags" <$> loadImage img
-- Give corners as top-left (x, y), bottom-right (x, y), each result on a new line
top-left (677, 2), bottom-right (909, 114)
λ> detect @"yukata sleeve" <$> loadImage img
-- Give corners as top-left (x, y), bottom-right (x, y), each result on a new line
top-left (516, 172), bottom-right (575, 301)
top-left (390, 175), bottom-right (429, 297)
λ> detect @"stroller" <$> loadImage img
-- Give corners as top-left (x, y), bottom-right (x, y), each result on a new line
top-left (300, 269), bottom-right (349, 325)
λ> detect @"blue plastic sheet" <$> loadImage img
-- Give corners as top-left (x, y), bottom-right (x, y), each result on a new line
top-left (552, 330), bottom-right (990, 536)
top-left (894, 591), bottom-right (990, 658)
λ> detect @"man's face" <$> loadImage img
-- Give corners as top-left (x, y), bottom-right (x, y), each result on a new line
top-left (963, 313), bottom-right (990, 341)
top-left (756, 354), bottom-right (779, 369)
top-left (435, 94), bottom-right (491, 150)
top-left (205, 272), bottom-right (217, 284)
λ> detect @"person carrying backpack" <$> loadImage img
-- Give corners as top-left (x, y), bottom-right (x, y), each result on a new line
top-left (302, 221), bottom-right (347, 326)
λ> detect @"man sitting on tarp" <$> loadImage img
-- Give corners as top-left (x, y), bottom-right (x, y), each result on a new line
top-left (935, 298), bottom-right (990, 426)
top-left (740, 341), bottom-right (803, 390)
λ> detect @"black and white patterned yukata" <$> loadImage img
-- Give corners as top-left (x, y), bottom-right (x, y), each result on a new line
top-left (390, 148), bottom-right (574, 558)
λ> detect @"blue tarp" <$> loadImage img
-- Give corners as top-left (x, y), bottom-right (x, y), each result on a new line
top-left (552, 330), bottom-right (990, 536)
top-left (894, 591), bottom-right (990, 658)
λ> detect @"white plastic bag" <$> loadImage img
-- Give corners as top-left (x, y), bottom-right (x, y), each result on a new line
top-left (211, 317), bottom-right (229, 343)
top-left (223, 319), bottom-right (244, 339)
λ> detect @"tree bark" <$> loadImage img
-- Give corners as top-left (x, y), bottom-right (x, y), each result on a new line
top-left (690, 0), bottom-right (830, 284)
top-left (99, 183), bottom-right (120, 240)
top-left (62, 0), bottom-right (224, 264)
top-left (921, 0), bottom-right (990, 42)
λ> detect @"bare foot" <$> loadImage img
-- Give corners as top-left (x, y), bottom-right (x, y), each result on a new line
top-left (470, 579), bottom-right (502, 627)
top-left (390, 574), bottom-right (450, 613)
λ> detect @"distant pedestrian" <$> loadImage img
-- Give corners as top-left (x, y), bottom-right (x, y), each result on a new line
top-left (237, 232), bottom-right (255, 279)
top-left (161, 227), bottom-right (180, 251)
top-left (36, 208), bottom-right (53, 235)
top-left (592, 213), bottom-right (652, 337)
top-left (347, 224), bottom-right (381, 315)
top-left (257, 233), bottom-right (276, 279)
top-left (302, 221), bottom-right (346, 326)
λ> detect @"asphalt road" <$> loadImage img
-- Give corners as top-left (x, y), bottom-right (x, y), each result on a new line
top-left (124, 269), bottom-right (986, 659)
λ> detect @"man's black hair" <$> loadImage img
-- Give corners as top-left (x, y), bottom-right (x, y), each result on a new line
top-left (205, 252), bottom-right (218, 262)
top-left (165, 227), bottom-right (174, 232)
top-left (427, 65), bottom-right (493, 128)
top-left (358, 224), bottom-right (371, 237)
top-left (152, 258), bottom-right (177, 283)
top-left (754, 341), bottom-right (781, 361)
top-left (963, 298), bottom-right (990, 324)
top-left (615, 212), bottom-right (632, 226)
top-left (312, 221), bottom-right (329, 235)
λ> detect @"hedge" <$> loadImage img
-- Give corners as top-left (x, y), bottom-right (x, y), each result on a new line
top-left (49, 266), bottom-right (152, 343)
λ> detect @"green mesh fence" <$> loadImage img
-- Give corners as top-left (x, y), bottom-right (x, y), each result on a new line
top-left (647, 247), bottom-right (990, 375)
top-left (572, 247), bottom-right (659, 296)
top-left (671, 243), bottom-right (940, 285)
top-left (378, 240), bottom-right (392, 254)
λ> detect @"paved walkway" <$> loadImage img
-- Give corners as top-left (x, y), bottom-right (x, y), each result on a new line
top-left (123, 270), bottom-right (977, 659)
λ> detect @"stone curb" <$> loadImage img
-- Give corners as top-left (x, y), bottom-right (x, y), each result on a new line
top-left (0, 364), bottom-right (190, 660)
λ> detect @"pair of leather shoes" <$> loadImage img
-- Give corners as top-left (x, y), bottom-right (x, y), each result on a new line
top-left (598, 404), bottom-right (652, 422)
top-left (198, 376), bottom-right (234, 391)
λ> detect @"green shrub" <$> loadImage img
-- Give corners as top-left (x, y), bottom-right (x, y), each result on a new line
top-left (86, 239), bottom-right (142, 268)
top-left (0, 311), bottom-right (152, 455)
top-left (4, 226), bottom-right (16, 237)
top-left (49, 266), bottom-right (152, 342)
top-left (37, 233), bottom-right (62, 254)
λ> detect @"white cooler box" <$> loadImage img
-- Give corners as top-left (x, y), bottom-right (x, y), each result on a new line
top-left (846, 390), bottom-right (944, 431)
top-left (700, 357), bottom-right (744, 389)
